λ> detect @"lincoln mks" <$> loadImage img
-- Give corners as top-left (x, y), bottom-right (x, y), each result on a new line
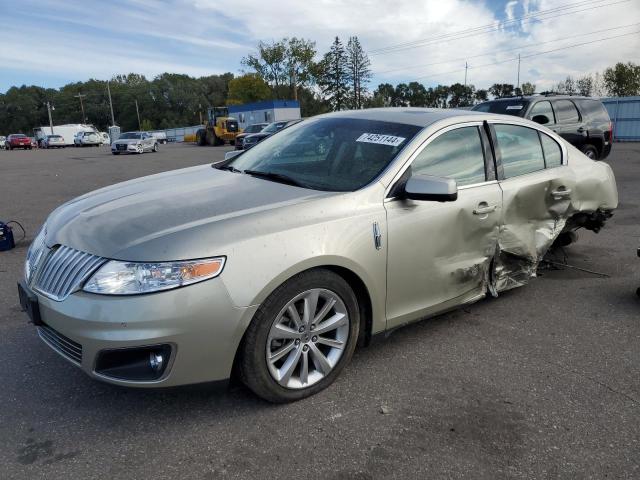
top-left (19, 108), bottom-right (617, 402)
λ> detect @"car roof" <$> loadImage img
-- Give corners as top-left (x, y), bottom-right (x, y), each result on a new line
top-left (481, 95), bottom-right (596, 103)
top-left (320, 107), bottom-right (485, 127)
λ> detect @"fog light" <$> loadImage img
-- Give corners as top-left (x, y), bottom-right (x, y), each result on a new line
top-left (150, 352), bottom-right (164, 371)
top-left (95, 344), bottom-right (172, 381)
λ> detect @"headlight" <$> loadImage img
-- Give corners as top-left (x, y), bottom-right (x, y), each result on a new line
top-left (83, 257), bottom-right (225, 295)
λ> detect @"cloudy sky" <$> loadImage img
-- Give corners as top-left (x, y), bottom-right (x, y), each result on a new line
top-left (1, 0), bottom-right (638, 93)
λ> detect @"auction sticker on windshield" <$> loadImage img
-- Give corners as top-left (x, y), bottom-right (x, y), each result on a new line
top-left (356, 133), bottom-right (406, 147)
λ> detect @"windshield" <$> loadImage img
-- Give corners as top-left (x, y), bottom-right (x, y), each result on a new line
top-left (262, 122), bottom-right (287, 134)
top-left (48, 135), bottom-right (61, 139)
top-left (472, 100), bottom-right (530, 116)
top-left (119, 132), bottom-right (141, 139)
top-left (228, 117), bottom-right (421, 192)
top-left (245, 124), bottom-right (266, 133)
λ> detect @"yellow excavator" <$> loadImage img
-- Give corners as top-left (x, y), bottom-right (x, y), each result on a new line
top-left (196, 107), bottom-right (240, 146)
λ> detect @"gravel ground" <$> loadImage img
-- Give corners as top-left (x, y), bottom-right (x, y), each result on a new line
top-left (0, 142), bottom-right (638, 479)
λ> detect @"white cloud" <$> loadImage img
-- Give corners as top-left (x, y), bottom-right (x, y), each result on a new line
top-left (1, 0), bottom-right (639, 92)
top-left (505, 1), bottom-right (519, 21)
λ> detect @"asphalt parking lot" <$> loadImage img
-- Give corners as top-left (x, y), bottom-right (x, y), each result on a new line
top-left (0, 143), bottom-right (639, 479)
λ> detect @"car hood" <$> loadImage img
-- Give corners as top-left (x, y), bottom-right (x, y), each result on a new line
top-left (245, 133), bottom-right (271, 141)
top-left (113, 138), bottom-right (141, 145)
top-left (45, 165), bottom-right (333, 261)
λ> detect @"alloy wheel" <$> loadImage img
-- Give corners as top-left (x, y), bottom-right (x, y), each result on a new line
top-left (266, 288), bottom-right (349, 389)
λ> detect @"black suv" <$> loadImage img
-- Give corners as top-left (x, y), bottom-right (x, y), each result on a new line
top-left (472, 95), bottom-right (613, 160)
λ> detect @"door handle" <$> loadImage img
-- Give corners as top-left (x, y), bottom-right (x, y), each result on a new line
top-left (473, 204), bottom-right (497, 215)
top-left (551, 188), bottom-right (572, 198)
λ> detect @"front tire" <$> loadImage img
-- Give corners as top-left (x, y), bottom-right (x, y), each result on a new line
top-left (239, 269), bottom-right (360, 403)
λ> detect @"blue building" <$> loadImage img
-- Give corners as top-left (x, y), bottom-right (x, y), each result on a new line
top-left (228, 100), bottom-right (301, 130)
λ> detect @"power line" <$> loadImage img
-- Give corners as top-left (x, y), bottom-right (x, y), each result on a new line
top-left (410, 29), bottom-right (640, 83)
top-left (374, 22), bottom-right (640, 75)
top-left (369, 0), bottom-right (630, 56)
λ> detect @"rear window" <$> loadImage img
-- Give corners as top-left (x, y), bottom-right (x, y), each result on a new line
top-left (472, 100), bottom-right (529, 116)
top-left (554, 100), bottom-right (580, 124)
top-left (576, 99), bottom-right (610, 122)
top-left (494, 124), bottom-right (546, 178)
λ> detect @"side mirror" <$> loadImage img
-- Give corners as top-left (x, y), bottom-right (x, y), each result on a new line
top-left (531, 114), bottom-right (550, 125)
top-left (224, 150), bottom-right (243, 161)
top-left (404, 174), bottom-right (458, 202)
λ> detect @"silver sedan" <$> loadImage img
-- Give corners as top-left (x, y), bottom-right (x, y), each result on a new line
top-left (19, 108), bottom-right (617, 402)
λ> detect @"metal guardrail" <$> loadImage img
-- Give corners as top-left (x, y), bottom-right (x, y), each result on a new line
top-left (601, 96), bottom-right (640, 142)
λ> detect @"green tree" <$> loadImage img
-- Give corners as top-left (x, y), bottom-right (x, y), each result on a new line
top-left (242, 40), bottom-right (288, 96)
top-left (285, 37), bottom-right (317, 101)
top-left (520, 82), bottom-right (536, 95)
top-left (140, 119), bottom-right (153, 131)
top-left (576, 75), bottom-right (593, 96)
top-left (346, 36), bottom-right (372, 109)
top-left (474, 89), bottom-right (488, 104)
top-left (372, 83), bottom-right (395, 107)
top-left (556, 76), bottom-right (576, 95)
top-left (448, 83), bottom-right (475, 107)
top-left (488, 83), bottom-right (515, 98)
top-left (603, 62), bottom-right (640, 96)
top-left (227, 74), bottom-right (272, 104)
top-left (318, 37), bottom-right (350, 111)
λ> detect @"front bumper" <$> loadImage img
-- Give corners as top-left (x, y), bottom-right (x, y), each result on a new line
top-left (112, 143), bottom-right (141, 154)
top-left (21, 278), bottom-right (257, 387)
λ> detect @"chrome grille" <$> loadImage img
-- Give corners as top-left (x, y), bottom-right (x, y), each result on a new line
top-left (33, 245), bottom-right (106, 301)
top-left (38, 323), bottom-right (82, 364)
top-left (25, 226), bottom-right (47, 283)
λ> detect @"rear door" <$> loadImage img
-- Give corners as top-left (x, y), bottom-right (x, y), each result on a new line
top-left (385, 122), bottom-right (502, 328)
top-left (551, 99), bottom-right (586, 148)
top-left (489, 122), bottom-right (575, 291)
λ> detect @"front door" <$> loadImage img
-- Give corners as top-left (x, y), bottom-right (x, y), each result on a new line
top-left (385, 124), bottom-right (502, 328)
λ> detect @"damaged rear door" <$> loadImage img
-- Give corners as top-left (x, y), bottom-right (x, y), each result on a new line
top-left (385, 123), bottom-right (502, 328)
top-left (488, 122), bottom-right (576, 291)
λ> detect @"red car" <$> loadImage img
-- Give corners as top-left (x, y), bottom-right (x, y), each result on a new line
top-left (5, 134), bottom-right (32, 150)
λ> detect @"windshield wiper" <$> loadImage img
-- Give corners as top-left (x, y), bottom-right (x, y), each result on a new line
top-left (216, 164), bottom-right (242, 173)
top-left (244, 169), bottom-right (310, 188)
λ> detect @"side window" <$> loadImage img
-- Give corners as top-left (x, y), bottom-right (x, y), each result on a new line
top-left (494, 124), bottom-right (545, 178)
top-left (576, 99), bottom-right (609, 123)
top-left (411, 126), bottom-right (486, 186)
top-left (554, 100), bottom-right (580, 124)
top-left (528, 101), bottom-right (555, 124)
top-left (540, 133), bottom-right (562, 168)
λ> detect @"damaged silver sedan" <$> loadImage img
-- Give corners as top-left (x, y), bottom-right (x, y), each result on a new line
top-left (19, 108), bottom-right (617, 403)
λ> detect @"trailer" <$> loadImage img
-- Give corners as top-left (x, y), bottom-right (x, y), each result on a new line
top-left (33, 124), bottom-right (98, 146)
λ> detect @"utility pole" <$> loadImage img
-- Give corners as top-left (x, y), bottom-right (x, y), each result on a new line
top-left (46, 102), bottom-right (54, 135)
top-left (464, 61), bottom-right (468, 88)
top-left (106, 81), bottom-right (115, 126)
top-left (135, 99), bottom-right (141, 131)
top-left (74, 93), bottom-right (87, 123)
top-left (516, 54), bottom-right (521, 92)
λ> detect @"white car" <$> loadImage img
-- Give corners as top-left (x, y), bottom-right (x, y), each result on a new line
top-left (99, 132), bottom-right (110, 145)
top-left (0, 136), bottom-right (6, 149)
top-left (42, 135), bottom-right (66, 148)
top-left (74, 131), bottom-right (101, 147)
top-left (111, 131), bottom-right (158, 155)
